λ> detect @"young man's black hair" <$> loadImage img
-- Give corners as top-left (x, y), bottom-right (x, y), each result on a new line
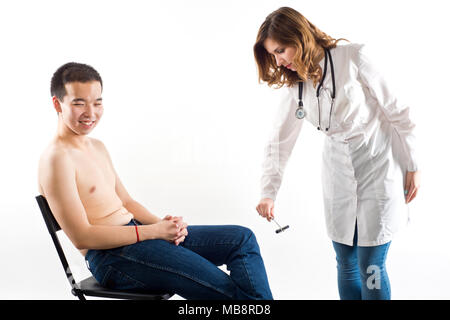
top-left (50, 62), bottom-right (102, 101)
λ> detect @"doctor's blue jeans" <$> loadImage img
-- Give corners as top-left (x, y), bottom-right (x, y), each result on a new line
top-left (332, 227), bottom-right (391, 300)
top-left (85, 221), bottom-right (273, 300)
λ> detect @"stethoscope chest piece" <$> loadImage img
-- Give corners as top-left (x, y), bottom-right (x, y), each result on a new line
top-left (295, 106), bottom-right (306, 119)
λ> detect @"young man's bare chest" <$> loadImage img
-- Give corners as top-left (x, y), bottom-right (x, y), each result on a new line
top-left (68, 145), bottom-right (126, 222)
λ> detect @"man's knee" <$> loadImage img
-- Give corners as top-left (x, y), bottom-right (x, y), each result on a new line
top-left (234, 226), bottom-right (260, 252)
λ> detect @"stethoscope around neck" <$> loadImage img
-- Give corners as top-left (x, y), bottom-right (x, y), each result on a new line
top-left (295, 48), bottom-right (336, 131)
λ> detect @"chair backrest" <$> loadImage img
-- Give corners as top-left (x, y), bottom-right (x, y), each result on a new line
top-left (35, 195), bottom-right (79, 292)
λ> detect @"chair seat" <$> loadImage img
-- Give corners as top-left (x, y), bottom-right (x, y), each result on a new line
top-left (74, 276), bottom-right (172, 300)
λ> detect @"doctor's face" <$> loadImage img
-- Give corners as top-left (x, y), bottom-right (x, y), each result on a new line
top-left (263, 38), bottom-right (297, 71)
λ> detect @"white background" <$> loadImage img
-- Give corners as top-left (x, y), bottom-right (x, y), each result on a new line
top-left (0, 0), bottom-right (449, 299)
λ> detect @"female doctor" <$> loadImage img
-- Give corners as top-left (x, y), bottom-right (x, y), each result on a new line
top-left (254, 7), bottom-right (420, 300)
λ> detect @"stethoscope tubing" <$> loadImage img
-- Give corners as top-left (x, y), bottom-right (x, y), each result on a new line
top-left (296, 48), bottom-right (336, 131)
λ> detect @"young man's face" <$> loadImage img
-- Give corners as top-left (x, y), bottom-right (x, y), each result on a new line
top-left (55, 81), bottom-right (103, 136)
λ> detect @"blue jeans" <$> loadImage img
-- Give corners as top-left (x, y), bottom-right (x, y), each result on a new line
top-left (332, 226), bottom-right (391, 300)
top-left (85, 220), bottom-right (273, 300)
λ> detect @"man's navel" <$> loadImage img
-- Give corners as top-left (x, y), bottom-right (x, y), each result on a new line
top-left (89, 186), bottom-right (96, 193)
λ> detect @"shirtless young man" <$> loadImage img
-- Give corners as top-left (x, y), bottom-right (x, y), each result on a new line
top-left (38, 62), bottom-right (273, 300)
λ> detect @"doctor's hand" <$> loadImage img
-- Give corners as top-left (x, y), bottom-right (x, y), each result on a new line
top-left (405, 170), bottom-right (421, 204)
top-left (256, 198), bottom-right (275, 222)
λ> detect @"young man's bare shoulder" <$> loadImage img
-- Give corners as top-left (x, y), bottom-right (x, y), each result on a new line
top-left (38, 142), bottom-right (75, 195)
top-left (39, 142), bottom-right (71, 166)
top-left (89, 137), bottom-right (112, 158)
top-left (89, 137), bottom-right (106, 150)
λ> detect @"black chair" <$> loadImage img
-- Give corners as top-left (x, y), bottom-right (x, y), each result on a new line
top-left (35, 195), bottom-right (172, 300)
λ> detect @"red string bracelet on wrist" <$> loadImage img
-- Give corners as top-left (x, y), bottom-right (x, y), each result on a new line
top-left (134, 225), bottom-right (140, 242)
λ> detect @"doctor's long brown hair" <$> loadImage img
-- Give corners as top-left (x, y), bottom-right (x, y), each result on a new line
top-left (254, 7), bottom-right (347, 88)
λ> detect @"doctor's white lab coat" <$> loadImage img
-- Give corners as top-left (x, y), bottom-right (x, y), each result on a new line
top-left (260, 43), bottom-right (418, 247)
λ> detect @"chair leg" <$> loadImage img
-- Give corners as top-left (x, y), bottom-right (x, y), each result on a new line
top-left (72, 288), bottom-right (86, 300)
top-left (77, 294), bottom-right (86, 300)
